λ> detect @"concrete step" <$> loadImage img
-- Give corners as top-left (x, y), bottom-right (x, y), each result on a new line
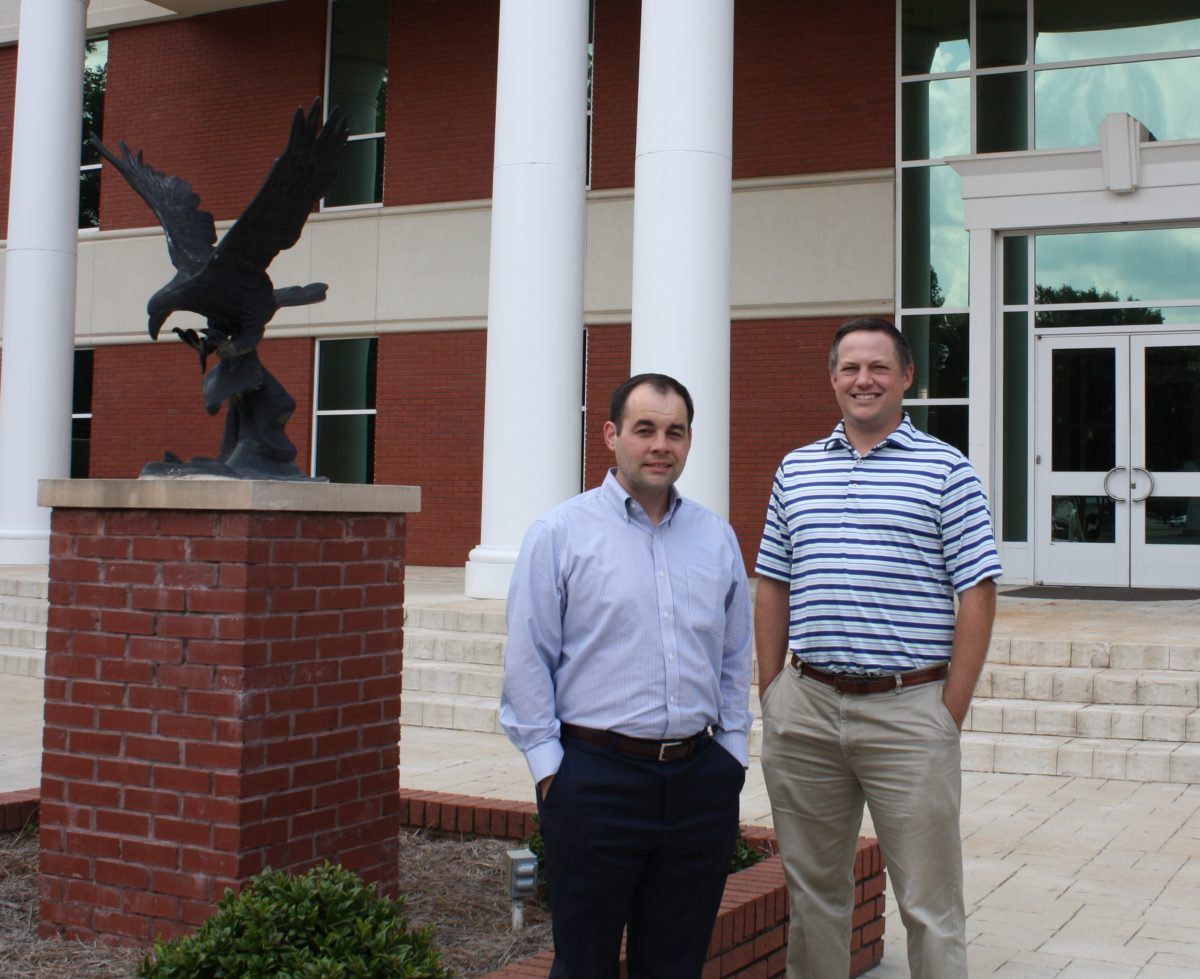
top-left (988, 637), bottom-right (1200, 672)
top-left (0, 569), bottom-right (48, 601)
top-left (405, 603), bottom-right (506, 636)
top-left (403, 627), bottom-right (506, 668)
top-left (963, 731), bottom-right (1200, 783)
top-left (966, 698), bottom-right (1200, 742)
top-left (401, 691), bottom-right (504, 736)
top-left (0, 594), bottom-right (48, 625)
top-left (977, 663), bottom-right (1200, 707)
top-left (404, 660), bottom-right (504, 699)
top-left (0, 619), bottom-right (46, 650)
top-left (0, 646), bottom-right (44, 678)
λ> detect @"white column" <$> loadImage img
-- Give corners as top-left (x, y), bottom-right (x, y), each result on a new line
top-left (0, 0), bottom-right (88, 565)
top-left (464, 0), bottom-right (589, 599)
top-left (630, 0), bottom-right (734, 517)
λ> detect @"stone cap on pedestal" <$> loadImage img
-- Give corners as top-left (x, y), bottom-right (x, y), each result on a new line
top-left (37, 478), bottom-right (421, 513)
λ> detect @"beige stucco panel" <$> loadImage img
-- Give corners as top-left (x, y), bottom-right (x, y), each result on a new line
top-left (731, 175), bottom-right (894, 315)
top-left (25, 174), bottom-right (895, 348)
top-left (374, 206), bottom-right (491, 328)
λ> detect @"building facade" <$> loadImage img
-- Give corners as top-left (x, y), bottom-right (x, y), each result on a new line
top-left (0, 0), bottom-right (1197, 590)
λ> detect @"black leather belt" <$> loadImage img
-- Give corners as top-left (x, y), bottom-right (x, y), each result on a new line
top-left (560, 722), bottom-right (712, 761)
top-left (792, 654), bottom-right (948, 695)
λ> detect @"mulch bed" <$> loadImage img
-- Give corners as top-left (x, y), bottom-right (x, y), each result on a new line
top-left (0, 825), bottom-right (551, 978)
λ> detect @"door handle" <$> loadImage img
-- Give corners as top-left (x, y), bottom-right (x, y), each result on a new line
top-left (1131, 467), bottom-right (1155, 503)
top-left (1102, 466), bottom-right (1128, 502)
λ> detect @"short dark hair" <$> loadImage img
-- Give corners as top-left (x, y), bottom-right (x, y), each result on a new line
top-left (828, 317), bottom-right (913, 373)
top-left (608, 373), bottom-right (695, 432)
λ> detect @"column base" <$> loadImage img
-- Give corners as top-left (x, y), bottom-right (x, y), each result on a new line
top-left (0, 529), bottom-right (50, 565)
top-left (464, 545), bottom-right (519, 599)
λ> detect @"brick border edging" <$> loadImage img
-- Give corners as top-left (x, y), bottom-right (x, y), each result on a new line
top-left (1, 787), bottom-right (886, 976)
top-left (0, 789), bottom-right (39, 832)
top-left (397, 789), bottom-right (886, 979)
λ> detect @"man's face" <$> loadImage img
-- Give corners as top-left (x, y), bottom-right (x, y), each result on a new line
top-left (604, 383), bottom-right (692, 507)
top-left (831, 330), bottom-right (913, 441)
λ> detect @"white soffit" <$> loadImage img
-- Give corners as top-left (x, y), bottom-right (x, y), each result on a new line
top-left (0, 0), bottom-right (284, 44)
top-left (947, 137), bottom-right (1200, 232)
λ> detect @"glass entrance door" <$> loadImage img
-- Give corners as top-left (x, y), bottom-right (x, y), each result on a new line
top-left (1035, 333), bottom-right (1200, 587)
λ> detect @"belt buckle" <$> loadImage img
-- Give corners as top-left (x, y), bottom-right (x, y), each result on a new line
top-left (658, 739), bottom-right (684, 761)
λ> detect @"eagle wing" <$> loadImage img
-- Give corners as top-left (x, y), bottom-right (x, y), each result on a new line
top-left (90, 135), bottom-right (217, 275)
top-left (213, 98), bottom-right (349, 274)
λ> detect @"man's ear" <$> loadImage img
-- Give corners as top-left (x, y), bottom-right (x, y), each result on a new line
top-left (603, 419), bottom-right (617, 451)
top-left (902, 364), bottom-right (915, 392)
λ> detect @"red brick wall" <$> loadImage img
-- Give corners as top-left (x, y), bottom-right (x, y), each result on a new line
top-left (88, 337), bottom-right (314, 479)
top-left (100, 0), bottom-right (327, 229)
top-left (583, 324), bottom-right (632, 489)
top-left (731, 317), bottom-right (843, 572)
top-left (591, 0), bottom-right (894, 190)
top-left (733, 0), bottom-right (895, 179)
top-left (0, 44), bottom-right (16, 235)
top-left (589, 0), bottom-right (641, 191)
top-left (385, 0), bottom-right (499, 205)
top-left (374, 330), bottom-right (486, 566)
top-left (40, 505), bottom-right (406, 944)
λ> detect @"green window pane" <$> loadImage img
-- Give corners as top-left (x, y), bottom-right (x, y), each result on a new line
top-left (1002, 236), bottom-right (1029, 305)
top-left (324, 137), bottom-right (384, 207)
top-left (1051, 347), bottom-right (1115, 472)
top-left (1051, 496), bottom-right (1115, 542)
top-left (79, 169), bottom-right (100, 230)
top-left (901, 0), bottom-right (969, 75)
top-left (978, 72), bottom-right (1027, 153)
top-left (902, 313), bottom-right (968, 399)
top-left (1035, 9), bottom-right (1200, 63)
top-left (1036, 57), bottom-right (1200, 148)
top-left (1145, 498), bottom-right (1200, 544)
top-left (1001, 312), bottom-right (1029, 542)
top-left (317, 338), bottom-right (377, 411)
top-left (1035, 228), bottom-right (1200, 309)
top-left (902, 78), bottom-right (970, 161)
top-left (1144, 345), bottom-right (1200, 473)
top-left (315, 414), bottom-right (375, 484)
top-left (329, 0), bottom-right (389, 135)
top-left (901, 165), bottom-right (968, 309)
top-left (71, 417), bottom-right (91, 479)
top-left (72, 349), bottom-right (94, 414)
top-left (978, 0), bottom-right (1027, 68)
top-left (906, 405), bottom-right (968, 455)
top-left (80, 38), bottom-right (106, 165)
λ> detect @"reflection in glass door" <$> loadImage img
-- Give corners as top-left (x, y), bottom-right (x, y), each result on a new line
top-left (1035, 334), bottom-right (1200, 587)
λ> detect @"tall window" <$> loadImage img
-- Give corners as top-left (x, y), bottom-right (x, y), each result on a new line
top-left (325, 0), bottom-right (389, 207)
top-left (79, 38), bottom-right (107, 229)
top-left (896, 1), bottom-right (1200, 453)
top-left (313, 338), bottom-right (377, 483)
top-left (71, 349), bottom-right (94, 478)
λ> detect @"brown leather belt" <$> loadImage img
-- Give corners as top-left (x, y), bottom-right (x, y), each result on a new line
top-left (560, 722), bottom-right (712, 762)
top-left (792, 654), bottom-right (948, 695)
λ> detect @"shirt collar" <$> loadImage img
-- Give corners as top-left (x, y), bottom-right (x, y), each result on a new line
top-left (602, 468), bottom-right (684, 524)
top-left (823, 413), bottom-right (919, 454)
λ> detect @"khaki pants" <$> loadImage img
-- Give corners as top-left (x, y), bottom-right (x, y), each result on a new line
top-left (760, 665), bottom-right (967, 979)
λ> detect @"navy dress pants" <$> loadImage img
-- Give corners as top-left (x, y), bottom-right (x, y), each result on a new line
top-left (537, 734), bottom-right (745, 979)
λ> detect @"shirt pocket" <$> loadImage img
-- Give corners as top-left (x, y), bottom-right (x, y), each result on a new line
top-left (686, 564), bottom-right (726, 639)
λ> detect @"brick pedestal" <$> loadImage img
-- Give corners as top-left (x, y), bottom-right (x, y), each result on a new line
top-left (35, 478), bottom-right (420, 945)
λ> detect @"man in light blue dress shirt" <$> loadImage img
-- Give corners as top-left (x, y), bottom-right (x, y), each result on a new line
top-left (501, 373), bottom-right (753, 978)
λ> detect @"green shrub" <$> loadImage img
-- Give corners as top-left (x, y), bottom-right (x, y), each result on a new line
top-left (137, 862), bottom-right (451, 979)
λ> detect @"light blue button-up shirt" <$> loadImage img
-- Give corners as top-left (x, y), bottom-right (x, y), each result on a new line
top-left (500, 470), bottom-right (754, 785)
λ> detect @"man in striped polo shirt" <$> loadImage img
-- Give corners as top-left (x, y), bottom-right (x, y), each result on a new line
top-left (755, 317), bottom-right (1002, 978)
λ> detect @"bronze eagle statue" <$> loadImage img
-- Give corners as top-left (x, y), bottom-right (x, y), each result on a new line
top-left (91, 98), bottom-right (348, 479)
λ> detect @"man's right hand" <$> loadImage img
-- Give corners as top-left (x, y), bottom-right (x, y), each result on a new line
top-left (538, 774), bottom-right (554, 800)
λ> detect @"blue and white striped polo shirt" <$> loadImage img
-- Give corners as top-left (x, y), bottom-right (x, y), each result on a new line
top-left (756, 415), bottom-right (1002, 673)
